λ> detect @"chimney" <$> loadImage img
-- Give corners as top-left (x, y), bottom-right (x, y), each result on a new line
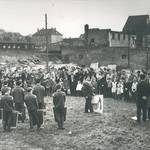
top-left (84, 24), bottom-right (89, 48)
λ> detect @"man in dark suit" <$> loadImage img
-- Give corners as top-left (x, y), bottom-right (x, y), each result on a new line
top-left (24, 87), bottom-right (40, 130)
top-left (12, 81), bottom-right (25, 122)
top-left (33, 79), bottom-right (45, 109)
top-left (136, 74), bottom-right (149, 123)
top-left (53, 84), bottom-right (66, 129)
top-left (82, 79), bottom-right (94, 113)
top-left (0, 88), bottom-right (14, 132)
top-left (32, 79), bottom-right (45, 127)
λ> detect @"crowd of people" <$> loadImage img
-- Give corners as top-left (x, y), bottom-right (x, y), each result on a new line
top-left (0, 64), bottom-right (150, 131)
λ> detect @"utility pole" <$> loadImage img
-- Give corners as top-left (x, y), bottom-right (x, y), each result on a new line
top-left (145, 34), bottom-right (149, 71)
top-left (128, 34), bottom-right (130, 68)
top-left (146, 47), bottom-right (149, 71)
top-left (45, 13), bottom-right (49, 73)
top-left (84, 24), bottom-right (90, 66)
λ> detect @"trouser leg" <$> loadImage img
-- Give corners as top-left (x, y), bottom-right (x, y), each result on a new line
top-left (28, 111), bottom-right (34, 129)
top-left (142, 101), bottom-right (147, 122)
top-left (148, 107), bottom-right (150, 120)
top-left (89, 99), bottom-right (93, 113)
top-left (85, 97), bottom-right (93, 113)
top-left (85, 99), bottom-right (88, 113)
top-left (2, 111), bottom-right (8, 131)
top-left (15, 103), bottom-right (25, 122)
top-left (57, 109), bottom-right (64, 129)
top-left (137, 102), bottom-right (141, 123)
top-left (33, 111), bottom-right (41, 129)
top-left (29, 110), bottom-right (40, 129)
top-left (7, 112), bottom-right (12, 131)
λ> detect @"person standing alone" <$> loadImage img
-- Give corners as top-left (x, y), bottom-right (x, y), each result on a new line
top-left (53, 84), bottom-right (66, 129)
top-left (24, 87), bottom-right (41, 130)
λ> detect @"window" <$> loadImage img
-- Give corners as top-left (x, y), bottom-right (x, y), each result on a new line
top-left (128, 35), bottom-right (130, 41)
top-left (112, 33), bottom-right (115, 40)
top-left (118, 33), bottom-right (120, 40)
top-left (79, 54), bottom-right (83, 59)
top-left (122, 54), bottom-right (127, 59)
top-left (64, 55), bottom-right (70, 63)
top-left (25, 45), bottom-right (28, 49)
top-left (90, 38), bottom-right (95, 43)
top-left (123, 34), bottom-right (126, 40)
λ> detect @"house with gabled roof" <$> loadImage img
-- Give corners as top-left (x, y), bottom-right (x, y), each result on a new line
top-left (123, 15), bottom-right (150, 48)
top-left (32, 28), bottom-right (63, 49)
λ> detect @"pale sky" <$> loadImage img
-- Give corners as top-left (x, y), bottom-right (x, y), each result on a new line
top-left (0, 0), bottom-right (150, 38)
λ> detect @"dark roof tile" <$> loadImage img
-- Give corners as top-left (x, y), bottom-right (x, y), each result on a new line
top-left (123, 15), bottom-right (149, 34)
top-left (33, 28), bottom-right (62, 36)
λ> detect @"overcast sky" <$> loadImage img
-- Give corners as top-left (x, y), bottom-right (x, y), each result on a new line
top-left (0, 0), bottom-right (150, 37)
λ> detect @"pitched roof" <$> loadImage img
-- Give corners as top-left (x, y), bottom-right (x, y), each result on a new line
top-left (32, 28), bottom-right (62, 36)
top-left (88, 28), bottom-right (111, 33)
top-left (123, 15), bottom-right (150, 34)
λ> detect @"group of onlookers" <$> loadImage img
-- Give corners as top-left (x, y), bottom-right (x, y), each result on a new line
top-left (1, 64), bottom-right (150, 132)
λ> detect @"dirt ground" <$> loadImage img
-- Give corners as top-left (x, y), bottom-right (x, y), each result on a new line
top-left (0, 96), bottom-right (150, 150)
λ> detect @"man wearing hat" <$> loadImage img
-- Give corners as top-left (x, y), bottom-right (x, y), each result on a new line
top-left (24, 87), bottom-right (40, 130)
top-left (53, 84), bottom-right (66, 129)
top-left (136, 74), bottom-right (149, 123)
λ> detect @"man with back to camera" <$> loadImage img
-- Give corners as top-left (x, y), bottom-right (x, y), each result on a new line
top-left (33, 79), bottom-right (45, 109)
top-left (0, 88), bottom-right (14, 132)
top-left (53, 84), bottom-right (66, 129)
top-left (12, 81), bottom-right (25, 123)
top-left (24, 87), bottom-right (41, 130)
top-left (136, 74), bottom-right (149, 123)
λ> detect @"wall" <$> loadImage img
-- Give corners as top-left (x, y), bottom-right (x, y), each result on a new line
top-left (109, 31), bottom-right (136, 48)
top-left (32, 35), bottom-right (51, 48)
top-left (88, 29), bottom-right (109, 47)
top-left (62, 47), bottom-right (149, 69)
top-left (51, 35), bottom-right (62, 44)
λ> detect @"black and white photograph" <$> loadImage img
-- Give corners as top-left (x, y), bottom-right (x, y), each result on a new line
top-left (0, 0), bottom-right (150, 149)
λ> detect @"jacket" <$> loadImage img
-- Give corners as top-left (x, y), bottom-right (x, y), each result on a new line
top-left (53, 90), bottom-right (66, 109)
top-left (12, 86), bottom-right (25, 103)
top-left (24, 93), bottom-right (38, 111)
top-left (137, 80), bottom-right (149, 101)
top-left (0, 94), bottom-right (14, 112)
top-left (33, 84), bottom-right (45, 104)
top-left (82, 82), bottom-right (93, 98)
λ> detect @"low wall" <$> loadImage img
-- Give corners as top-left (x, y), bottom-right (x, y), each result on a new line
top-left (62, 47), bottom-right (149, 69)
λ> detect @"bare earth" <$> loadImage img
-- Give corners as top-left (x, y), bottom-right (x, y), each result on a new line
top-left (0, 96), bottom-right (150, 150)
